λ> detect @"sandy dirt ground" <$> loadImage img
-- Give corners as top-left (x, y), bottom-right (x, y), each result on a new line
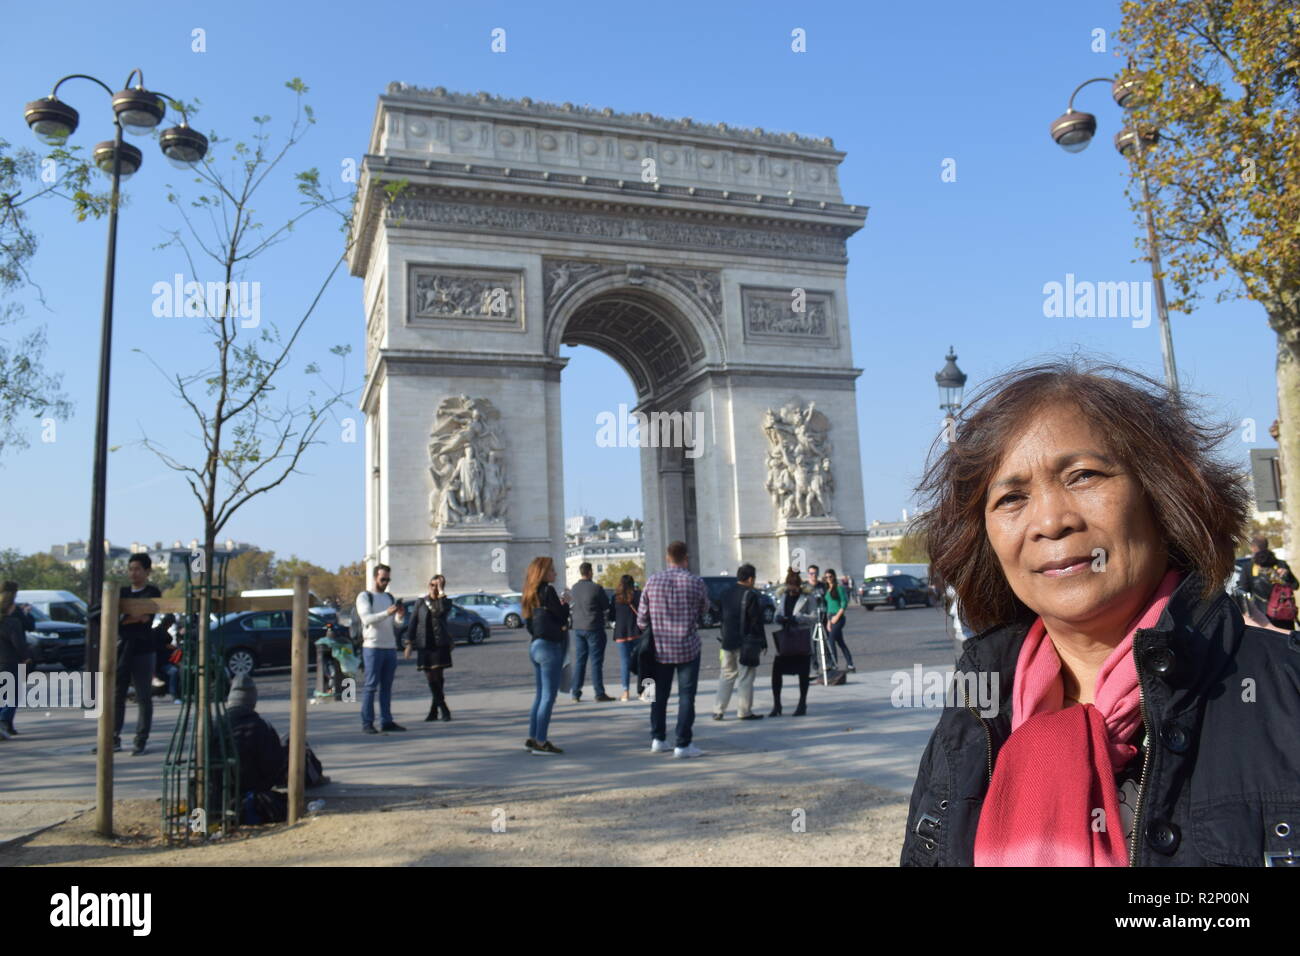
top-left (2, 779), bottom-right (909, 867)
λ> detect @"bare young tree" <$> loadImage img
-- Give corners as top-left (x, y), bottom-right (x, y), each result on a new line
top-left (132, 79), bottom-right (403, 815)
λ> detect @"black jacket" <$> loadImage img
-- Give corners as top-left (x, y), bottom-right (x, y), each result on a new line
top-left (719, 585), bottom-right (765, 652)
top-left (0, 608), bottom-right (30, 673)
top-left (901, 572), bottom-right (1300, 867)
top-left (528, 584), bottom-right (567, 643)
top-left (229, 706), bottom-right (288, 793)
top-left (408, 596), bottom-right (453, 668)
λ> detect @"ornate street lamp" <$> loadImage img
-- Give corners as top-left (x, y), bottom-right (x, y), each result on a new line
top-left (24, 69), bottom-right (207, 667)
top-left (936, 347), bottom-right (967, 417)
top-left (1048, 74), bottom-right (1180, 393)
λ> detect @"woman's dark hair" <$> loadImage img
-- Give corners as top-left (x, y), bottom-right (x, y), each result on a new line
top-left (615, 574), bottom-right (637, 605)
top-left (824, 568), bottom-right (841, 602)
top-left (914, 357), bottom-right (1249, 633)
top-left (784, 568), bottom-right (802, 594)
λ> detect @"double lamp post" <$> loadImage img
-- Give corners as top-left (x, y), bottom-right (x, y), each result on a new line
top-left (24, 70), bottom-right (208, 665)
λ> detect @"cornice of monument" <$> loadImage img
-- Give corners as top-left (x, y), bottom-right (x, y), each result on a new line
top-left (383, 83), bottom-right (841, 154)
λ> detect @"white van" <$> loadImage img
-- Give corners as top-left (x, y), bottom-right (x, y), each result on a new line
top-left (862, 563), bottom-right (930, 582)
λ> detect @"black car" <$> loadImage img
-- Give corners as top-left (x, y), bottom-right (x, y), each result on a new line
top-left (697, 577), bottom-right (777, 628)
top-left (859, 574), bottom-right (936, 611)
top-left (22, 606), bottom-right (86, 670)
top-left (394, 599), bottom-right (492, 646)
top-left (211, 610), bottom-right (353, 677)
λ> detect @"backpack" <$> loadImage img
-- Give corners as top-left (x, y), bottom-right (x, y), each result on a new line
top-left (1253, 564), bottom-right (1297, 622)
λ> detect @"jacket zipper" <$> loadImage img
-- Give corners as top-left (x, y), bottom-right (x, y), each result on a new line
top-left (969, 707), bottom-right (993, 784)
top-left (1128, 674), bottom-right (1152, 866)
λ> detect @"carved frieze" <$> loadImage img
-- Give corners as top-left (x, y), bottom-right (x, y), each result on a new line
top-left (407, 265), bottom-right (524, 331)
top-left (388, 198), bottom-right (847, 262)
top-left (741, 286), bottom-right (837, 348)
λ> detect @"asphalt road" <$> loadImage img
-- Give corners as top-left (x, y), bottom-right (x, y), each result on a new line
top-left (250, 601), bottom-right (959, 703)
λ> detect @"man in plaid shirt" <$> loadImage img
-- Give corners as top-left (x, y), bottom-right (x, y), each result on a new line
top-left (637, 540), bottom-right (710, 757)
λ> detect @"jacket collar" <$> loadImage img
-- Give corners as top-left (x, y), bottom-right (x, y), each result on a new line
top-left (956, 570), bottom-right (1236, 722)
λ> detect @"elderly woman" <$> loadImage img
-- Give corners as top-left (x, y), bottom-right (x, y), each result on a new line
top-left (901, 360), bottom-right (1300, 867)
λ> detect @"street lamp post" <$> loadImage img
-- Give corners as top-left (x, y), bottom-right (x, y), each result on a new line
top-left (1049, 76), bottom-right (1180, 393)
top-left (936, 347), bottom-right (968, 438)
top-left (25, 70), bottom-right (207, 667)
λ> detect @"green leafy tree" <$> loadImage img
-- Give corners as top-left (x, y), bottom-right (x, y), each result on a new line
top-left (597, 559), bottom-right (645, 589)
top-left (1117, 1), bottom-right (1300, 549)
top-left (224, 549), bottom-right (277, 592)
top-left (0, 549), bottom-right (84, 590)
top-left (890, 531), bottom-right (929, 563)
top-left (0, 138), bottom-right (105, 458)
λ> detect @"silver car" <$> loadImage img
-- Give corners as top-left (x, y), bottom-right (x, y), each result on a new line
top-left (447, 592), bottom-right (524, 629)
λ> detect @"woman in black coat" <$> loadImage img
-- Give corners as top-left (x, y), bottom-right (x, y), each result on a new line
top-left (900, 359), bottom-right (1300, 867)
top-left (609, 574), bottom-right (642, 701)
top-left (404, 574), bottom-right (454, 721)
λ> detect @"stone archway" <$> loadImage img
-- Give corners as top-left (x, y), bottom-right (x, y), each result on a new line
top-left (352, 84), bottom-right (870, 594)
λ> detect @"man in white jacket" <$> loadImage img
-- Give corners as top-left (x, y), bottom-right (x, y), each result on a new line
top-left (355, 563), bottom-right (406, 734)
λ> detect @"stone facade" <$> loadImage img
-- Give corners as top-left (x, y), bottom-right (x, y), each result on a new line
top-left (353, 86), bottom-right (869, 596)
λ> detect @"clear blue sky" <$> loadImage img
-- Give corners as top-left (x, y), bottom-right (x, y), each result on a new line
top-left (0, 0), bottom-right (1277, 569)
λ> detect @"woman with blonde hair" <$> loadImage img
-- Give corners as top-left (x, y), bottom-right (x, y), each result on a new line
top-left (522, 556), bottom-right (569, 754)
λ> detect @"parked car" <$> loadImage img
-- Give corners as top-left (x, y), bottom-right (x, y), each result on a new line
top-left (446, 592), bottom-right (523, 629)
top-left (211, 610), bottom-right (353, 677)
top-left (15, 597), bottom-right (87, 670)
top-left (859, 574), bottom-right (937, 611)
top-left (697, 576), bottom-right (776, 628)
top-left (394, 599), bottom-right (492, 645)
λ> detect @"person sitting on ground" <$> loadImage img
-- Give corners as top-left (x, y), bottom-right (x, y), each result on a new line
top-left (227, 674), bottom-right (328, 824)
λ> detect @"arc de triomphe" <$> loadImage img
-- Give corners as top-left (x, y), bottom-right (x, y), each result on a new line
top-left (351, 84), bottom-right (868, 594)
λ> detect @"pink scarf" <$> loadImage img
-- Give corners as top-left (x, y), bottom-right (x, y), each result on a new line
top-left (973, 569), bottom-right (1182, 867)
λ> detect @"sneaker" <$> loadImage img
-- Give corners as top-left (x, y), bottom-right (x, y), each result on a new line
top-left (619, 690), bottom-right (630, 702)
top-left (594, 694), bottom-right (616, 702)
top-left (131, 742), bottom-right (148, 756)
top-left (673, 743), bottom-right (703, 758)
top-left (380, 722), bottom-right (406, 732)
top-left (525, 738), bottom-right (539, 752)
top-left (712, 712), bottom-right (724, 721)
top-left (91, 739), bottom-right (123, 754)
top-left (847, 664), bottom-right (857, 672)
top-left (650, 738), bottom-right (672, 753)
top-left (740, 714), bottom-right (764, 720)
top-left (362, 725), bottom-right (380, 735)
top-left (567, 695), bottom-right (582, 704)
top-left (532, 741), bottom-right (563, 754)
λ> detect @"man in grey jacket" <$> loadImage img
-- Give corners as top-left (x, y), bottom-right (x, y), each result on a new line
top-left (568, 562), bottom-right (614, 702)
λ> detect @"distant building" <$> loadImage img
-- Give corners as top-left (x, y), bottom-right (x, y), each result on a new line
top-left (49, 537), bottom-right (259, 580)
top-left (565, 514), bottom-right (596, 536)
top-left (565, 531), bottom-right (645, 584)
top-left (866, 518), bottom-right (910, 563)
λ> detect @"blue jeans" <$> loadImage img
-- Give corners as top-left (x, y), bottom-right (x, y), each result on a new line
top-left (529, 638), bottom-right (564, 742)
top-left (0, 704), bottom-right (14, 728)
top-left (571, 629), bottom-right (607, 698)
top-left (648, 655), bottom-right (701, 748)
top-left (616, 639), bottom-right (636, 691)
top-left (361, 647), bottom-right (397, 728)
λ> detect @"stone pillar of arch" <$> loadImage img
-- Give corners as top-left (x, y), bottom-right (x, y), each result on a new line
top-left (351, 84), bottom-right (870, 595)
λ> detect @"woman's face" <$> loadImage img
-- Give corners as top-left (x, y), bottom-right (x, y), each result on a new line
top-left (983, 402), bottom-right (1168, 639)
top-left (545, 564), bottom-right (556, 583)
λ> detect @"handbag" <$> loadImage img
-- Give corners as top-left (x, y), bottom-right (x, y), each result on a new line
top-left (628, 620), bottom-right (656, 676)
top-left (528, 585), bottom-right (562, 641)
top-left (774, 622), bottom-right (812, 657)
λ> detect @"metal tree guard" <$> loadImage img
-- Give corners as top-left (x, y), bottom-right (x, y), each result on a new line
top-left (162, 557), bottom-right (239, 843)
